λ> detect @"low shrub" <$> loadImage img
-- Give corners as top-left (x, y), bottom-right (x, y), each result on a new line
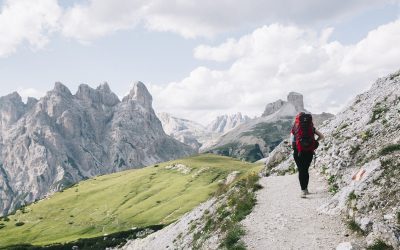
top-left (222, 225), bottom-right (245, 250)
top-left (15, 222), bottom-right (25, 227)
top-left (366, 239), bottom-right (393, 250)
top-left (360, 130), bottom-right (372, 141)
top-left (379, 144), bottom-right (400, 156)
top-left (347, 191), bottom-right (357, 203)
top-left (346, 219), bottom-right (364, 235)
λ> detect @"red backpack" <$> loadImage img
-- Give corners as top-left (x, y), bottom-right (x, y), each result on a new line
top-left (291, 112), bottom-right (316, 154)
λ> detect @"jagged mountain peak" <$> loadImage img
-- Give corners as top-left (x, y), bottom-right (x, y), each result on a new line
top-left (0, 91), bottom-right (22, 104)
top-left (97, 82), bottom-right (111, 93)
top-left (287, 92), bottom-right (304, 111)
top-left (76, 83), bottom-right (120, 106)
top-left (262, 92), bottom-right (306, 117)
top-left (123, 81), bottom-right (153, 108)
top-left (52, 82), bottom-right (72, 96)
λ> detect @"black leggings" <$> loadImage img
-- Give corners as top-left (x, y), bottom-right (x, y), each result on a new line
top-left (293, 151), bottom-right (314, 190)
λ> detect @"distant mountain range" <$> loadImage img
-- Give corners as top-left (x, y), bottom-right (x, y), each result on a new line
top-left (160, 92), bottom-right (333, 162)
top-left (158, 112), bottom-right (250, 152)
top-left (207, 92), bottom-right (333, 161)
top-left (0, 82), bottom-right (193, 215)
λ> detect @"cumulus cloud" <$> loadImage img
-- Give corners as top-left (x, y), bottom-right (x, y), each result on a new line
top-left (0, 0), bottom-right (61, 57)
top-left (61, 0), bottom-right (148, 42)
top-left (59, 0), bottom-right (393, 40)
top-left (150, 20), bottom-right (400, 124)
top-left (0, 0), bottom-right (396, 53)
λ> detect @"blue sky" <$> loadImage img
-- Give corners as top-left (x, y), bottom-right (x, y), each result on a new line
top-left (0, 0), bottom-right (399, 124)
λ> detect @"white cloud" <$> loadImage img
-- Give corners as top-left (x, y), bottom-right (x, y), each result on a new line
top-left (61, 0), bottom-right (148, 42)
top-left (59, 0), bottom-right (394, 41)
top-left (150, 20), bottom-right (400, 124)
top-left (0, 0), bottom-right (61, 57)
top-left (0, 0), bottom-right (397, 53)
top-left (17, 87), bottom-right (45, 102)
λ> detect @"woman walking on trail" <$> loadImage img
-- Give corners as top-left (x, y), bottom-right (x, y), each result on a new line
top-left (290, 112), bottom-right (324, 198)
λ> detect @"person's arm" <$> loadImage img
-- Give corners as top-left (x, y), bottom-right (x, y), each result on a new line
top-left (315, 129), bottom-right (324, 141)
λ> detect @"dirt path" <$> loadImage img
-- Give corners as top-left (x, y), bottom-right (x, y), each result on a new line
top-left (242, 170), bottom-right (347, 250)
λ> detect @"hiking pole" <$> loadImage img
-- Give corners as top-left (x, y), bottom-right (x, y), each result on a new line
top-left (313, 152), bottom-right (317, 168)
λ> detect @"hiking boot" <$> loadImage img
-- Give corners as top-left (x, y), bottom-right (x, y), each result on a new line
top-left (301, 190), bottom-right (307, 198)
top-left (304, 188), bottom-right (310, 195)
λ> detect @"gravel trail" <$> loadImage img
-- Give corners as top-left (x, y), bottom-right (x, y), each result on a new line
top-left (242, 170), bottom-right (347, 250)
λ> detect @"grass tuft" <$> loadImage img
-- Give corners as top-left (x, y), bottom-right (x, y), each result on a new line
top-left (346, 219), bottom-right (364, 235)
top-left (223, 225), bottom-right (245, 250)
top-left (366, 239), bottom-right (393, 250)
top-left (379, 144), bottom-right (400, 156)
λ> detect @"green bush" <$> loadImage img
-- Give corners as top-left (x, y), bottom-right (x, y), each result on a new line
top-left (349, 144), bottom-right (360, 155)
top-left (366, 239), bottom-right (393, 250)
top-left (360, 130), bottom-right (372, 141)
top-left (223, 225), bottom-right (245, 249)
top-left (0, 223), bottom-right (5, 230)
top-left (346, 219), bottom-right (364, 235)
top-left (15, 222), bottom-right (25, 227)
top-left (379, 144), bottom-right (400, 156)
top-left (369, 102), bottom-right (389, 124)
top-left (347, 191), bottom-right (357, 203)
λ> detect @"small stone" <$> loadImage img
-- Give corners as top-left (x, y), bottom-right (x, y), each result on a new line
top-left (336, 242), bottom-right (354, 250)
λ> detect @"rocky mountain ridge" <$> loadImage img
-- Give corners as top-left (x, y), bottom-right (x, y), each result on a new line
top-left (0, 82), bottom-right (193, 216)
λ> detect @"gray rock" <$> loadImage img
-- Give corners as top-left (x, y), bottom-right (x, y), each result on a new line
top-left (336, 242), bottom-right (355, 250)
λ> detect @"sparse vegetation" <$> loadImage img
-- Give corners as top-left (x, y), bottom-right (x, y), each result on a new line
top-left (349, 144), bottom-right (360, 155)
top-left (327, 175), bottom-right (339, 194)
top-left (366, 239), bottom-right (393, 250)
top-left (339, 123), bottom-right (348, 130)
top-left (347, 191), bottom-right (357, 203)
top-left (193, 172), bottom-right (262, 249)
top-left (0, 154), bottom-right (262, 247)
top-left (360, 130), bottom-right (372, 141)
top-left (346, 219), bottom-right (364, 235)
top-left (223, 225), bottom-right (246, 250)
top-left (320, 165), bottom-right (327, 175)
top-left (369, 102), bottom-right (389, 124)
top-left (378, 144), bottom-right (400, 156)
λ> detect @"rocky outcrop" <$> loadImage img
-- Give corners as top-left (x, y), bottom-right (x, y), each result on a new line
top-left (0, 82), bottom-right (194, 216)
top-left (263, 70), bottom-right (400, 248)
top-left (262, 92), bottom-right (305, 117)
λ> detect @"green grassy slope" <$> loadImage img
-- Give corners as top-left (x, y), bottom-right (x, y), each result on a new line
top-left (0, 154), bottom-right (262, 247)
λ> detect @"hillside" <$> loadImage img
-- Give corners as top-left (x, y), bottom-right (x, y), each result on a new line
top-left (263, 70), bottom-right (400, 248)
top-left (0, 82), bottom-right (193, 216)
top-left (0, 154), bottom-right (261, 248)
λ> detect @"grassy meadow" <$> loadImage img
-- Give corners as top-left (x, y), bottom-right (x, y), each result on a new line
top-left (0, 154), bottom-right (262, 247)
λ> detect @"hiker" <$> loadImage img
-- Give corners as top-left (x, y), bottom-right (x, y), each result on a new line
top-left (290, 112), bottom-right (324, 198)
